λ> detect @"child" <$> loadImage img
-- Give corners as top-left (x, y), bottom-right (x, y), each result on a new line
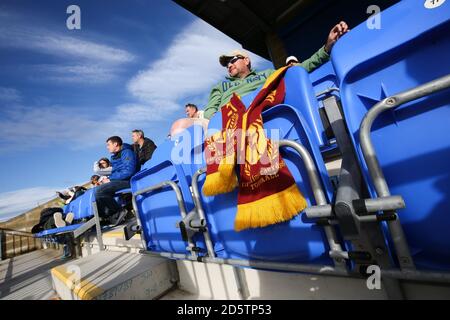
top-left (91, 174), bottom-right (108, 186)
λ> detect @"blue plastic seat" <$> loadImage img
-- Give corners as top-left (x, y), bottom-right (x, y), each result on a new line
top-left (116, 188), bottom-right (132, 194)
top-left (35, 223), bottom-right (85, 237)
top-left (72, 188), bottom-right (96, 221)
top-left (331, 1), bottom-right (450, 270)
top-left (35, 188), bottom-right (97, 237)
top-left (309, 61), bottom-right (339, 98)
top-left (130, 138), bottom-right (206, 254)
top-left (284, 66), bottom-right (327, 148)
top-left (190, 94), bottom-right (339, 264)
top-left (113, 188), bottom-right (132, 208)
top-left (308, 61), bottom-right (340, 153)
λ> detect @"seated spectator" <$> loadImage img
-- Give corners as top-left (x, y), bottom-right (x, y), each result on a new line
top-left (56, 186), bottom-right (87, 204)
top-left (32, 207), bottom-right (64, 233)
top-left (53, 211), bottom-right (74, 228)
top-left (71, 186), bottom-right (87, 199)
top-left (95, 136), bottom-right (137, 226)
top-left (167, 22), bottom-right (348, 138)
top-left (31, 207), bottom-right (75, 260)
top-left (203, 21), bottom-right (349, 120)
top-left (131, 129), bottom-right (157, 170)
top-left (168, 104), bottom-right (210, 138)
top-left (93, 157), bottom-right (112, 176)
top-left (56, 190), bottom-right (71, 203)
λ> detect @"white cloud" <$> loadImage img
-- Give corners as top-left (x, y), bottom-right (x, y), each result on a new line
top-left (0, 87), bottom-right (22, 103)
top-left (0, 102), bottom-right (163, 151)
top-left (0, 18), bottom-right (135, 85)
top-left (127, 19), bottom-right (268, 114)
top-left (0, 20), bottom-right (271, 152)
top-left (0, 187), bottom-right (59, 222)
top-left (31, 64), bottom-right (118, 84)
top-left (0, 25), bottom-right (135, 64)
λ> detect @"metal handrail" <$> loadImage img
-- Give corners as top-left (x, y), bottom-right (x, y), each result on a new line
top-left (191, 168), bottom-right (216, 258)
top-left (0, 227), bottom-right (35, 237)
top-left (1, 228), bottom-right (44, 260)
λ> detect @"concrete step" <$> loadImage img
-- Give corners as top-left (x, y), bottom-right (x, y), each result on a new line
top-left (51, 251), bottom-right (177, 300)
top-left (81, 226), bottom-right (143, 256)
top-left (0, 249), bottom-right (64, 300)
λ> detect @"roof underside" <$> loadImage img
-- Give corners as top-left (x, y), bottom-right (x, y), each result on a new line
top-left (173, 0), bottom-right (398, 63)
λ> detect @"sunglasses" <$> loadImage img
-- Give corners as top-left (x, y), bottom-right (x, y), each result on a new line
top-left (228, 55), bottom-right (244, 66)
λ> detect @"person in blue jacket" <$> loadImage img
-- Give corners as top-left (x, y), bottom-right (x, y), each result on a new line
top-left (95, 136), bottom-right (137, 226)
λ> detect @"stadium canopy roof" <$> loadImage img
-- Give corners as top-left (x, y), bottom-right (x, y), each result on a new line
top-left (173, 0), bottom-right (398, 67)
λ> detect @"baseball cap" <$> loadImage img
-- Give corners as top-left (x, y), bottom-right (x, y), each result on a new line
top-left (219, 49), bottom-right (249, 67)
top-left (285, 55), bottom-right (299, 65)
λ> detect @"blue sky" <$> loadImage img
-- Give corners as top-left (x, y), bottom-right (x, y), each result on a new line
top-left (0, 0), bottom-right (272, 221)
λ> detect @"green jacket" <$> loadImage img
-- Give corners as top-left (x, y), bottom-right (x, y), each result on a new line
top-left (203, 46), bottom-right (330, 120)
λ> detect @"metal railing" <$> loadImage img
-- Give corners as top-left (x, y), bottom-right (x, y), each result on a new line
top-left (0, 228), bottom-right (45, 260)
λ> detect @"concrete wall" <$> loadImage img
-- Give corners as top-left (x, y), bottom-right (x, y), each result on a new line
top-left (176, 260), bottom-right (388, 300)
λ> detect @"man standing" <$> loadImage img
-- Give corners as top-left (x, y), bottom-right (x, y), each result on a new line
top-left (95, 136), bottom-right (137, 226)
top-left (203, 21), bottom-right (349, 120)
top-left (131, 129), bottom-right (157, 170)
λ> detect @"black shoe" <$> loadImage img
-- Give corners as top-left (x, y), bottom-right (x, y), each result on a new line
top-left (99, 217), bottom-right (110, 227)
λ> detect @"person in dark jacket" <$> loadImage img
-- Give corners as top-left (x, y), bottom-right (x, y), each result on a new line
top-left (95, 136), bottom-right (137, 226)
top-left (131, 129), bottom-right (157, 170)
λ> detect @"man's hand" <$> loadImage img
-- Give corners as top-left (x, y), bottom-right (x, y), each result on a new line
top-left (325, 21), bottom-right (349, 53)
top-left (102, 177), bottom-right (111, 184)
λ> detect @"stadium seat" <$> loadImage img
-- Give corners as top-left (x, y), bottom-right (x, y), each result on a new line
top-left (130, 136), bottom-right (207, 255)
top-left (35, 188), bottom-right (97, 237)
top-left (191, 97), bottom-right (342, 264)
top-left (331, 0), bottom-right (450, 270)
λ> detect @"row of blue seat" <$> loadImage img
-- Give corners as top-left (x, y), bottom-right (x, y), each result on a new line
top-left (130, 0), bottom-right (450, 272)
top-left (34, 188), bottom-right (97, 237)
top-left (34, 187), bottom-right (131, 238)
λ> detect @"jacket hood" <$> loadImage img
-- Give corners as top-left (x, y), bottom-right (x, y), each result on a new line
top-left (121, 143), bottom-right (133, 151)
top-left (111, 143), bottom-right (133, 158)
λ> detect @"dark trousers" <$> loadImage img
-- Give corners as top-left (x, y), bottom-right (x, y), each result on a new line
top-left (95, 180), bottom-right (130, 218)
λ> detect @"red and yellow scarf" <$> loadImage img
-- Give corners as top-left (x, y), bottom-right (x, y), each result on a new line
top-left (202, 67), bottom-right (307, 231)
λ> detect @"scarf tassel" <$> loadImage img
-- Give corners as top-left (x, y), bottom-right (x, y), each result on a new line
top-left (234, 184), bottom-right (307, 232)
top-left (202, 163), bottom-right (238, 196)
